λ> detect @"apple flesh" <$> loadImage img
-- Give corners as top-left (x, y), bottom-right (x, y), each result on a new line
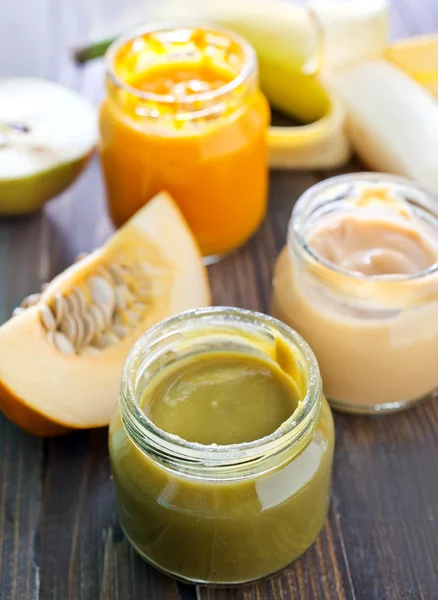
top-left (0, 78), bottom-right (97, 215)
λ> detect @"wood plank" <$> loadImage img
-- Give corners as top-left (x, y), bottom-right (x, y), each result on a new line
top-left (37, 429), bottom-right (185, 600)
top-left (0, 1), bottom-right (54, 596)
top-left (332, 404), bottom-right (438, 599)
top-left (0, 417), bottom-right (42, 600)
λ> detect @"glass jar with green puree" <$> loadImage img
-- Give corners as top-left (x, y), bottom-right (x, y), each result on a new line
top-left (109, 307), bottom-right (334, 585)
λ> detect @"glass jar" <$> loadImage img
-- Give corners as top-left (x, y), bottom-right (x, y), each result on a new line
top-left (272, 173), bottom-right (438, 414)
top-left (99, 24), bottom-right (269, 262)
top-left (109, 307), bottom-right (334, 585)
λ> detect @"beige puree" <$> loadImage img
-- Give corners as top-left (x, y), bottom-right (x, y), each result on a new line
top-left (272, 183), bottom-right (438, 411)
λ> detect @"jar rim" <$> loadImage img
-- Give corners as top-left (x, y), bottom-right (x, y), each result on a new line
top-left (289, 172), bottom-right (438, 284)
top-left (105, 21), bottom-right (257, 108)
top-left (119, 307), bottom-right (322, 476)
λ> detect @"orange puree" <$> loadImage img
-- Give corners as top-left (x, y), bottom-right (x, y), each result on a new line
top-left (129, 64), bottom-right (232, 96)
top-left (100, 27), bottom-right (269, 259)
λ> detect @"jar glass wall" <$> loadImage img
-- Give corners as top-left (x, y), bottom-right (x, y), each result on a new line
top-left (109, 307), bottom-right (334, 585)
top-left (99, 24), bottom-right (269, 262)
top-left (272, 173), bottom-right (438, 414)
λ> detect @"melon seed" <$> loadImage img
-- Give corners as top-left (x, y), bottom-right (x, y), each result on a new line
top-left (54, 293), bottom-right (66, 326)
top-left (97, 331), bottom-right (120, 349)
top-left (40, 305), bottom-right (56, 331)
top-left (114, 285), bottom-right (129, 310)
top-left (94, 265), bottom-right (113, 285)
top-left (21, 293), bottom-right (41, 308)
top-left (60, 314), bottom-right (78, 346)
top-left (81, 313), bottom-right (96, 347)
top-left (89, 303), bottom-right (109, 332)
top-left (71, 288), bottom-right (87, 315)
top-left (112, 324), bottom-right (130, 339)
top-left (88, 276), bottom-right (115, 312)
top-left (65, 292), bottom-right (81, 317)
top-left (72, 313), bottom-right (85, 350)
top-left (25, 257), bottom-right (153, 355)
top-left (80, 345), bottom-right (101, 356)
top-left (52, 331), bottom-right (76, 355)
top-left (108, 264), bottom-right (126, 285)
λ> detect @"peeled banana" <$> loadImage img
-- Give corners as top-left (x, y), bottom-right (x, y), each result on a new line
top-left (309, 0), bottom-right (389, 73)
top-left (330, 59), bottom-right (438, 193)
top-left (268, 81), bottom-right (350, 171)
top-left (385, 34), bottom-right (438, 97)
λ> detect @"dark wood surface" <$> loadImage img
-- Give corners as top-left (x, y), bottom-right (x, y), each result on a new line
top-left (1, 1), bottom-right (438, 599)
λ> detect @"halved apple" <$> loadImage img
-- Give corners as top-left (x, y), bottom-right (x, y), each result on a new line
top-left (0, 78), bottom-right (97, 215)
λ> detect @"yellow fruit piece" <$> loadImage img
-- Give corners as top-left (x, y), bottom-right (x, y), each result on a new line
top-left (385, 34), bottom-right (438, 97)
top-left (330, 59), bottom-right (438, 192)
top-left (268, 78), bottom-right (350, 170)
top-left (0, 192), bottom-right (210, 436)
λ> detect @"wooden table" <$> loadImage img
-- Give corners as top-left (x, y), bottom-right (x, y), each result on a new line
top-left (1, 1), bottom-right (437, 598)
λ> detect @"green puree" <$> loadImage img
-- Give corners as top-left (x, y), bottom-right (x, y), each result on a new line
top-left (143, 352), bottom-right (300, 445)
top-left (109, 335), bottom-right (334, 584)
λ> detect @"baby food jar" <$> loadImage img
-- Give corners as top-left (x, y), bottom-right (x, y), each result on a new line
top-left (109, 307), bottom-right (334, 585)
top-left (100, 24), bottom-right (269, 262)
top-left (272, 173), bottom-right (438, 414)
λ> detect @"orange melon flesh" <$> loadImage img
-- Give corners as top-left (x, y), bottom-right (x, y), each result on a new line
top-left (0, 191), bottom-right (210, 436)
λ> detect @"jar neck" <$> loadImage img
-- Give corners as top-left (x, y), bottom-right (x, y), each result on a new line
top-left (105, 23), bottom-right (258, 126)
top-left (288, 173), bottom-right (438, 309)
top-left (119, 307), bottom-right (322, 481)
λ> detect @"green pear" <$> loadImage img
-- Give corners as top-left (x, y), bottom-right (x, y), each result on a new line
top-left (0, 78), bottom-right (97, 215)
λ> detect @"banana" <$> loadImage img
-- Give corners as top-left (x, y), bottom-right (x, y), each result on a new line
top-left (268, 82), bottom-right (350, 170)
top-left (330, 59), bottom-right (438, 193)
top-left (385, 34), bottom-right (438, 97)
top-left (265, 0), bottom-right (388, 170)
top-left (309, 0), bottom-right (389, 73)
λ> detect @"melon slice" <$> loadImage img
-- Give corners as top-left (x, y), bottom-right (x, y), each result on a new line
top-left (0, 192), bottom-right (210, 436)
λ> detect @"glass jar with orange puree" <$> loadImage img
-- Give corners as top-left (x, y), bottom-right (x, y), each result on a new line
top-left (272, 173), bottom-right (438, 414)
top-left (100, 24), bottom-right (269, 262)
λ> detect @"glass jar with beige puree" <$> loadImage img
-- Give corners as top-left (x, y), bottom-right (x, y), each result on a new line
top-left (272, 173), bottom-right (438, 414)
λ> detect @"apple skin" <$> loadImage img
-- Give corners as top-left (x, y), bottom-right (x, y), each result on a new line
top-left (0, 150), bottom-right (94, 216)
